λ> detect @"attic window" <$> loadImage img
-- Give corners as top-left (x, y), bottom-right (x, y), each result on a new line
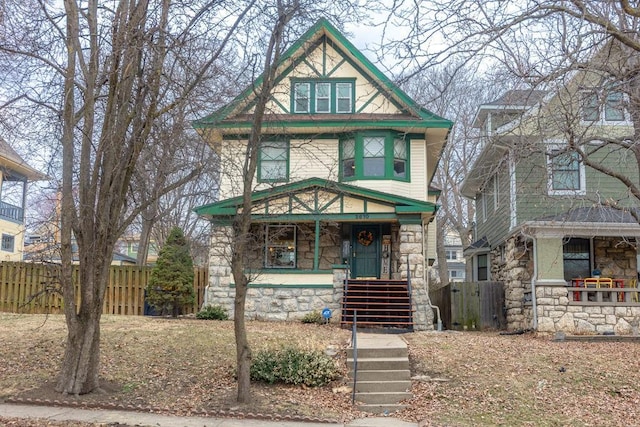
top-left (580, 89), bottom-right (627, 122)
top-left (291, 79), bottom-right (354, 114)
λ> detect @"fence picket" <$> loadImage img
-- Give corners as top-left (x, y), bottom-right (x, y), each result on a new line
top-left (0, 262), bottom-right (208, 316)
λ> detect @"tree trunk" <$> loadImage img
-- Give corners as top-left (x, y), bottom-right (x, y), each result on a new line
top-left (55, 311), bottom-right (102, 394)
top-left (233, 271), bottom-right (251, 403)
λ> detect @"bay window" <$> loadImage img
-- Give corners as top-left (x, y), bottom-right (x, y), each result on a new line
top-left (340, 132), bottom-right (410, 181)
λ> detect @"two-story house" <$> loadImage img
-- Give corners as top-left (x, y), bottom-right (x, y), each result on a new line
top-left (461, 43), bottom-right (640, 334)
top-left (0, 137), bottom-right (47, 261)
top-left (194, 19), bottom-right (452, 330)
top-left (444, 230), bottom-right (466, 283)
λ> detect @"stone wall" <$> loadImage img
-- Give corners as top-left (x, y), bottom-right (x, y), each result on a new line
top-left (204, 222), bottom-right (433, 329)
top-left (398, 223), bottom-right (433, 331)
top-left (535, 283), bottom-right (640, 334)
top-left (594, 237), bottom-right (637, 279)
top-left (491, 236), bottom-right (533, 331)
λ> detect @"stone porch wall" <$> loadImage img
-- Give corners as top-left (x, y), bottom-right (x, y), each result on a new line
top-left (535, 283), bottom-right (640, 334)
top-left (495, 235), bottom-right (640, 334)
top-left (204, 223), bottom-right (433, 329)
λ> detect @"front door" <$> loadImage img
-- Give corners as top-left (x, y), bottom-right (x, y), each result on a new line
top-left (352, 225), bottom-right (379, 278)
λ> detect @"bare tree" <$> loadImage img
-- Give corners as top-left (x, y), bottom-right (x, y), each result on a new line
top-left (0, 0), bottom-right (257, 395)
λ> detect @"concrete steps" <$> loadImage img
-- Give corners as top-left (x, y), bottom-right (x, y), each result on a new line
top-left (347, 333), bottom-right (412, 414)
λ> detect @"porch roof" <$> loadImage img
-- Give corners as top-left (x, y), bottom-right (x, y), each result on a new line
top-left (194, 177), bottom-right (437, 221)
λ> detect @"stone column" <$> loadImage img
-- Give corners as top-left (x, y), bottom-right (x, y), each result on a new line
top-left (398, 223), bottom-right (433, 331)
top-left (204, 224), bottom-right (235, 315)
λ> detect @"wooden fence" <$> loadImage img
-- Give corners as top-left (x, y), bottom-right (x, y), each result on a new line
top-left (430, 281), bottom-right (506, 331)
top-left (0, 262), bottom-right (208, 316)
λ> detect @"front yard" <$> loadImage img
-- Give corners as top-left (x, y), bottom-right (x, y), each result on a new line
top-left (1, 314), bottom-right (639, 426)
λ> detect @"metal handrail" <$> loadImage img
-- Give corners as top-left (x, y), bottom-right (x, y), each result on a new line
top-left (407, 262), bottom-right (413, 329)
top-left (351, 309), bottom-right (357, 404)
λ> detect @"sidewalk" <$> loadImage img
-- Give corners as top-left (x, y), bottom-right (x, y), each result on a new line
top-left (0, 403), bottom-right (418, 427)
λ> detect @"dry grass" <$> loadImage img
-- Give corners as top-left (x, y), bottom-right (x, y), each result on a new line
top-left (403, 331), bottom-right (640, 426)
top-left (2, 315), bottom-right (640, 426)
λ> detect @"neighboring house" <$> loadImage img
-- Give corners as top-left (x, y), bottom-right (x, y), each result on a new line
top-left (115, 235), bottom-right (159, 265)
top-left (444, 230), bottom-right (465, 283)
top-left (461, 43), bottom-right (640, 334)
top-left (0, 137), bottom-right (48, 261)
top-left (194, 19), bottom-right (452, 330)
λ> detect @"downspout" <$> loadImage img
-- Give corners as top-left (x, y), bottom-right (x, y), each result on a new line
top-left (520, 229), bottom-right (538, 330)
top-left (423, 220), bottom-right (442, 331)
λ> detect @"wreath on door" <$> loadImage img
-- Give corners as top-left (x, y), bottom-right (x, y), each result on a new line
top-left (357, 230), bottom-right (374, 246)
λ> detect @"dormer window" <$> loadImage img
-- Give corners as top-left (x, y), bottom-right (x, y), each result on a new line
top-left (292, 79), bottom-right (354, 114)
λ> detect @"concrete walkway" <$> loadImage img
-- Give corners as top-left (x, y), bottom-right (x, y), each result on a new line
top-left (0, 403), bottom-right (418, 427)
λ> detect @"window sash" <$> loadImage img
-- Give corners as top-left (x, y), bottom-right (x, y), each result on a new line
top-left (315, 83), bottom-right (331, 113)
top-left (605, 92), bottom-right (624, 121)
top-left (259, 141), bottom-right (288, 181)
top-left (340, 134), bottom-right (409, 181)
top-left (551, 151), bottom-right (580, 191)
top-left (265, 225), bottom-right (296, 268)
top-left (1, 234), bottom-right (14, 252)
top-left (336, 83), bottom-right (352, 113)
top-left (294, 83), bottom-right (310, 113)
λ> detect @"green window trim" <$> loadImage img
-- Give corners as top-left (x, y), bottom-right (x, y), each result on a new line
top-left (258, 140), bottom-right (290, 183)
top-left (290, 78), bottom-right (355, 114)
top-left (339, 131), bottom-right (411, 182)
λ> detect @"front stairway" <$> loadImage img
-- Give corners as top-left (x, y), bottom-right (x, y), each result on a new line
top-left (347, 332), bottom-right (412, 414)
top-left (341, 279), bottom-right (413, 329)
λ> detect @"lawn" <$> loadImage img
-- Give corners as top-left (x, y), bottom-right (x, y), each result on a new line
top-left (1, 314), bottom-right (640, 426)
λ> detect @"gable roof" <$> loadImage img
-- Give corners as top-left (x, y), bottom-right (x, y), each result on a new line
top-left (192, 18), bottom-right (452, 134)
top-left (194, 177), bottom-right (437, 219)
top-left (0, 137), bottom-right (48, 181)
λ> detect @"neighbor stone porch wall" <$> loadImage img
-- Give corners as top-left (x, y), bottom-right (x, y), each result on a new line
top-left (495, 235), bottom-right (640, 334)
top-left (534, 282), bottom-right (640, 334)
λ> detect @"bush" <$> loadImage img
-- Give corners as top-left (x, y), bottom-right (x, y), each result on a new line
top-left (300, 310), bottom-right (324, 324)
top-left (145, 227), bottom-right (194, 317)
top-left (196, 305), bottom-right (229, 320)
top-left (250, 347), bottom-right (340, 387)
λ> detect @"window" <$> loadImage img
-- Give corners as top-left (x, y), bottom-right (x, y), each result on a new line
top-left (363, 137), bottom-right (385, 177)
top-left (265, 225), bottom-right (296, 268)
top-left (259, 141), bottom-right (289, 182)
top-left (1, 234), bottom-right (14, 252)
top-left (477, 254), bottom-right (488, 281)
top-left (393, 138), bottom-right (407, 178)
top-left (291, 80), bottom-right (354, 114)
top-left (548, 148), bottom-right (584, 195)
top-left (449, 270), bottom-right (465, 280)
top-left (445, 250), bottom-right (458, 260)
top-left (493, 175), bottom-right (499, 210)
top-left (340, 132), bottom-right (410, 181)
top-left (581, 89), bottom-right (627, 122)
top-left (563, 238), bottom-right (590, 281)
top-left (294, 83), bottom-right (310, 113)
top-left (336, 82), bottom-right (352, 113)
top-left (315, 82), bottom-right (330, 113)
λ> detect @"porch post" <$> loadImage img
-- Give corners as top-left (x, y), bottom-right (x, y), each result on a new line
top-left (313, 219), bottom-right (320, 270)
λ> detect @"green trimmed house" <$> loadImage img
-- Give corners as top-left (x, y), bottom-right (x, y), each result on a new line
top-left (461, 42), bottom-right (640, 334)
top-left (194, 19), bottom-right (452, 330)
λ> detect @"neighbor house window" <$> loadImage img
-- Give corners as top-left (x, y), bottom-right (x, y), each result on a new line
top-left (477, 254), bottom-right (488, 281)
top-left (1, 234), bottom-right (14, 252)
top-left (563, 238), bottom-right (590, 281)
top-left (291, 80), bottom-right (354, 114)
top-left (259, 141), bottom-right (289, 182)
top-left (265, 225), bottom-right (296, 268)
top-left (445, 250), bottom-right (457, 260)
top-left (340, 132), bottom-right (410, 181)
top-left (548, 148), bottom-right (585, 195)
top-left (581, 89), bottom-right (627, 122)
